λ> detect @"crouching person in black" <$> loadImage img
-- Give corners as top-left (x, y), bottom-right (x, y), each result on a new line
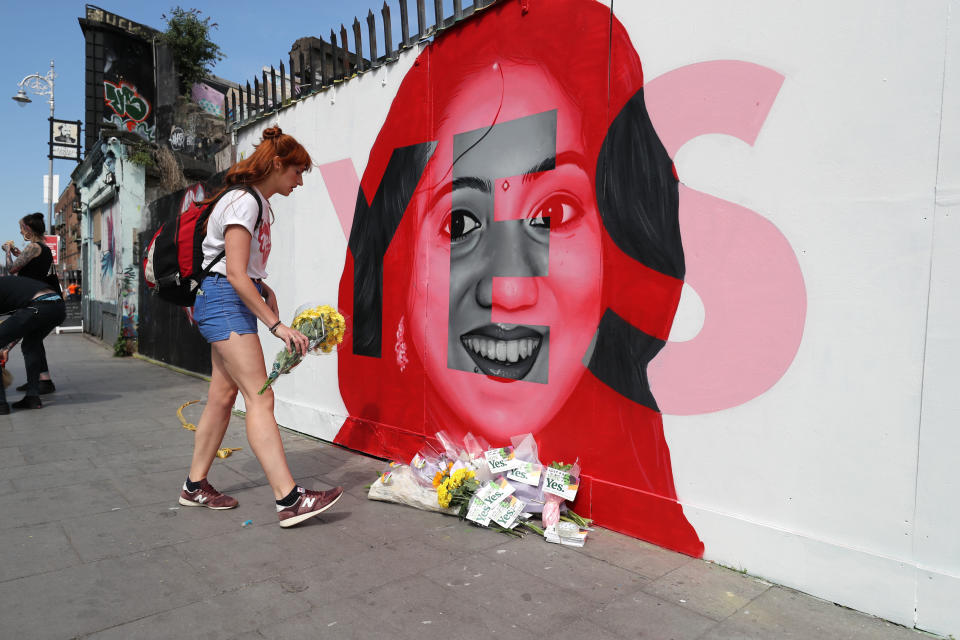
top-left (0, 276), bottom-right (65, 413)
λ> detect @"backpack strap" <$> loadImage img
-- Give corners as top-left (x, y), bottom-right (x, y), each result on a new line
top-left (194, 185), bottom-right (265, 286)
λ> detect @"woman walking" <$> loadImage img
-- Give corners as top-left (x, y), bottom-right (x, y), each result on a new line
top-left (179, 126), bottom-right (343, 527)
top-left (3, 212), bottom-right (60, 395)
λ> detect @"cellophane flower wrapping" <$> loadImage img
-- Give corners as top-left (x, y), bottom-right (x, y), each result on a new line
top-left (508, 433), bottom-right (554, 514)
top-left (258, 303), bottom-right (346, 394)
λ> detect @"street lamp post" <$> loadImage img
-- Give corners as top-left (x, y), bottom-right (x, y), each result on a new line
top-left (12, 60), bottom-right (56, 233)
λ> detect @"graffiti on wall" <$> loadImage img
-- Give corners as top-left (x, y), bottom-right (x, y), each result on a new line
top-left (191, 82), bottom-right (225, 117)
top-left (325, 0), bottom-right (805, 557)
top-left (98, 31), bottom-right (157, 142)
top-left (168, 125), bottom-right (219, 160)
top-left (104, 80), bottom-right (155, 141)
top-left (119, 266), bottom-right (138, 339)
top-left (92, 201), bottom-right (119, 301)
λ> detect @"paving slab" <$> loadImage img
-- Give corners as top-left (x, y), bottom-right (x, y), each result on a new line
top-left (642, 555), bottom-right (773, 621)
top-left (699, 586), bottom-right (926, 640)
top-left (585, 587), bottom-right (717, 639)
top-left (576, 525), bottom-right (695, 580)
top-left (483, 534), bottom-right (650, 603)
top-left (0, 521), bottom-right (82, 582)
top-left (0, 334), bottom-right (937, 640)
top-left (86, 580), bottom-right (312, 640)
top-left (0, 546), bottom-right (216, 639)
top-left (422, 550), bottom-right (585, 634)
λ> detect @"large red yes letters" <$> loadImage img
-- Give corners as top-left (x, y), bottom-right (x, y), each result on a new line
top-left (322, 60), bottom-right (804, 417)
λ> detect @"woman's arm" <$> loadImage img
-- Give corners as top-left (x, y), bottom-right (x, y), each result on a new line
top-left (7, 243), bottom-right (41, 274)
top-left (259, 280), bottom-right (280, 318)
top-left (223, 225), bottom-right (308, 355)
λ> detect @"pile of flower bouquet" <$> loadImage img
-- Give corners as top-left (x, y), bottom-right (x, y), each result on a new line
top-left (367, 431), bottom-right (592, 546)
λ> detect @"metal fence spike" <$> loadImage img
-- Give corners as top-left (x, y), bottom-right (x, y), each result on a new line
top-left (417, 0), bottom-right (426, 38)
top-left (382, 2), bottom-right (394, 58)
top-left (400, 0), bottom-right (410, 47)
top-left (353, 18), bottom-right (363, 72)
top-left (270, 66), bottom-right (277, 110)
top-left (330, 30), bottom-right (340, 80)
top-left (367, 10), bottom-right (379, 66)
top-left (340, 24), bottom-right (350, 75)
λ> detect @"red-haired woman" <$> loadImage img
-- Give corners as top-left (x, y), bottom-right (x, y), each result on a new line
top-left (180, 126), bottom-right (342, 527)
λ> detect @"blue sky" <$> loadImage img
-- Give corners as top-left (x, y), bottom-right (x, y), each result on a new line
top-left (0, 0), bottom-right (448, 241)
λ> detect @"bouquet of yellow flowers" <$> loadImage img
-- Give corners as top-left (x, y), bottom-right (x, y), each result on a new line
top-left (258, 303), bottom-right (346, 394)
top-left (435, 466), bottom-right (479, 513)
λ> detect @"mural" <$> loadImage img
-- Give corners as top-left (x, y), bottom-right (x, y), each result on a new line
top-left (327, 0), bottom-right (802, 556)
top-left (241, 0), bottom-right (960, 632)
top-left (119, 266), bottom-right (138, 340)
top-left (94, 201), bottom-right (119, 301)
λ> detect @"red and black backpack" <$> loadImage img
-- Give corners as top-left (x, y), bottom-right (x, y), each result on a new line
top-left (142, 185), bottom-right (262, 306)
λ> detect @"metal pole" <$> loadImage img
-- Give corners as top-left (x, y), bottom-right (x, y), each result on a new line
top-left (47, 60), bottom-right (55, 234)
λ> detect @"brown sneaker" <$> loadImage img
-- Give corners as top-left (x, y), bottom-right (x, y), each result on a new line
top-left (178, 478), bottom-right (239, 510)
top-left (277, 486), bottom-right (343, 528)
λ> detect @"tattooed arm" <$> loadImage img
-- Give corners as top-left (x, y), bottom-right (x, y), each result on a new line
top-left (7, 242), bottom-right (41, 274)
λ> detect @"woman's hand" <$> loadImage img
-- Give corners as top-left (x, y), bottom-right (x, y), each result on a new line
top-left (273, 323), bottom-right (309, 356)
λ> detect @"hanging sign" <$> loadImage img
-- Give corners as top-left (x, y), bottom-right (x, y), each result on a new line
top-left (49, 118), bottom-right (82, 161)
top-left (44, 235), bottom-right (59, 264)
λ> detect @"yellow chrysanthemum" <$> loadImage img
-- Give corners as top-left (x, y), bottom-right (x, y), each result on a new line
top-left (437, 482), bottom-right (452, 508)
top-left (290, 305), bottom-right (346, 353)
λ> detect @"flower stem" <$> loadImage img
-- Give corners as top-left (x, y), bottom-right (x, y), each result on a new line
top-left (519, 521), bottom-right (545, 536)
top-left (560, 510), bottom-right (592, 528)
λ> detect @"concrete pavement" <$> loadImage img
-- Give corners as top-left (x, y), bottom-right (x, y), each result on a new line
top-left (0, 333), bottom-right (934, 639)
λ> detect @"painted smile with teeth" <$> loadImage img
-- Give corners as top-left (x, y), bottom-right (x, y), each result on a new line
top-left (460, 324), bottom-right (545, 381)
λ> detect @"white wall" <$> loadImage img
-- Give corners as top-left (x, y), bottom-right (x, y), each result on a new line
top-left (235, 1), bottom-right (959, 636)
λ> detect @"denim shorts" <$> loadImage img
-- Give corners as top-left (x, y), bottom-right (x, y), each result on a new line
top-left (193, 274), bottom-right (263, 343)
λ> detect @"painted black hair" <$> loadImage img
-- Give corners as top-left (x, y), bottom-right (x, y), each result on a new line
top-left (349, 141), bottom-right (437, 357)
top-left (596, 88), bottom-right (684, 280)
top-left (586, 87), bottom-right (685, 411)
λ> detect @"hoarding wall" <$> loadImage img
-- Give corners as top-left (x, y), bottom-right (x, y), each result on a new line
top-left (234, 0), bottom-right (959, 635)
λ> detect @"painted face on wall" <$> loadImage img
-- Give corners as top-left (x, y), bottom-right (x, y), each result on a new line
top-left (406, 63), bottom-right (604, 440)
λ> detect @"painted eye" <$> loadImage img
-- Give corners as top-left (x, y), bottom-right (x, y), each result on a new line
top-left (529, 194), bottom-right (581, 229)
top-left (446, 210), bottom-right (482, 241)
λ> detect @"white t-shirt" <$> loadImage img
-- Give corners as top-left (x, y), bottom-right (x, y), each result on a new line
top-left (201, 187), bottom-right (272, 279)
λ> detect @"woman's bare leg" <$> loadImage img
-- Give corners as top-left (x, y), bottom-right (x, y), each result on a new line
top-left (188, 346), bottom-right (238, 482)
top-left (212, 332), bottom-right (296, 500)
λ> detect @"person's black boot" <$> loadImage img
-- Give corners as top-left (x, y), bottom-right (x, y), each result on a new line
top-left (12, 395), bottom-right (42, 410)
top-left (0, 402), bottom-right (10, 415)
top-left (16, 380), bottom-right (55, 394)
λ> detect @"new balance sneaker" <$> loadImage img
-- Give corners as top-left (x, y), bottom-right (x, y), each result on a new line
top-left (277, 486), bottom-right (343, 528)
top-left (178, 478), bottom-right (239, 510)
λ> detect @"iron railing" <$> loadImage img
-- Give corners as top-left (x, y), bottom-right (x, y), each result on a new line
top-left (225, 0), bottom-right (501, 127)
